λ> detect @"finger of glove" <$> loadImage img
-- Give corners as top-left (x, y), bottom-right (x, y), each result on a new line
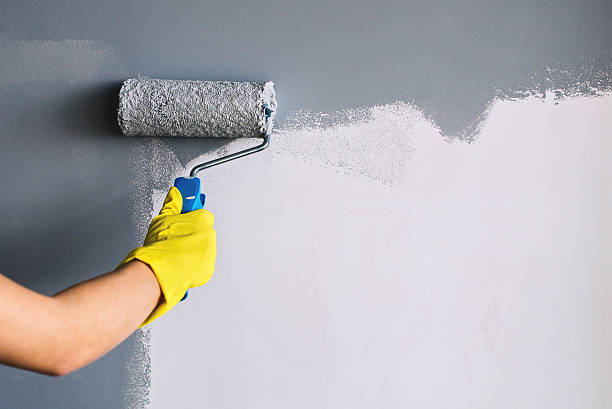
top-left (158, 187), bottom-right (183, 216)
top-left (146, 207), bottom-right (214, 246)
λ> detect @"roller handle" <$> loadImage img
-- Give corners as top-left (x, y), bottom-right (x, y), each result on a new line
top-left (173, 176), bottom-right (206, 301)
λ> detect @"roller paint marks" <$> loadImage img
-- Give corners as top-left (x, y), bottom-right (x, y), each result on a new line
top-left (272, 102), bottom-right (423, 185)
top-left (0, 34), bottom-right (119, 90)
top-left (122, 328), bottom-right (152, 409)
top-left (129, 137), bottom-right (182, 241)
top-left (0, 34), bottom-right (124, 136)
top-left (116, 130), bottom-right (182, 409)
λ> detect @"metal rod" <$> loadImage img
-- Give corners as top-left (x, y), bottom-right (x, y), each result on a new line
top-left (189, 133), bottom-right (271, 177)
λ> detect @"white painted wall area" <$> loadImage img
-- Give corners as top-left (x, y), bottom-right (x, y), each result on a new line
top-left (147, 94), bottom-right (611, 409)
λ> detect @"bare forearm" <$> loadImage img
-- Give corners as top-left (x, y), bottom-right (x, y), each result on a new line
top-left (52, 261), bottom-right (161, 374)
top-left (0, 261), bottom-right (160, 376)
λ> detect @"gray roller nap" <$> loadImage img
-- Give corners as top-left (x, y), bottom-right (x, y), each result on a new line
top-left (117, 78), bottom-right (276, 138)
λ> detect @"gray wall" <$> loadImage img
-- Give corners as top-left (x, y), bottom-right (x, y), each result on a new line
top-left (0, 1), bottom-right (610, 408)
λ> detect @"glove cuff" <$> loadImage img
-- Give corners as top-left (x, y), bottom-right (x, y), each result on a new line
top-left (120, 248), bottom-right (189, 327)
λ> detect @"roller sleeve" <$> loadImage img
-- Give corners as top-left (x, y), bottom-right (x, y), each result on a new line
top-left (117, 78), bottom-right (276, 138)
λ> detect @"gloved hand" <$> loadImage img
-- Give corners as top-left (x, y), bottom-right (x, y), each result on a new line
top-left (120, 187), bottom-right (216, 327)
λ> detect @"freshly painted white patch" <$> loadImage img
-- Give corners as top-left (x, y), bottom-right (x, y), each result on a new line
top-left (148, 93), bottom-right (611, 409)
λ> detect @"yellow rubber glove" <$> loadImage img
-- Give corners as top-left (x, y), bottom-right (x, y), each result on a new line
top-left (120, 187), bottom-right (216, 327)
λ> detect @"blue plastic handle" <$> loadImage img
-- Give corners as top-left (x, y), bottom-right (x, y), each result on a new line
top-left (173, 176), bottom-right (206, 301)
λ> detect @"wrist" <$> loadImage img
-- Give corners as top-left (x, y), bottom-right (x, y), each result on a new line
top-left (118, 260), bottom-right (162, 306)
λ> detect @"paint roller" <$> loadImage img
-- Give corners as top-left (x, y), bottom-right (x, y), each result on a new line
top-left (117, 77), bottom-right (276, 300)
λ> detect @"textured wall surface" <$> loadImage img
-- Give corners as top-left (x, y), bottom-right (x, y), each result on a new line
top-left (0, 1), bottom-right (610, 408)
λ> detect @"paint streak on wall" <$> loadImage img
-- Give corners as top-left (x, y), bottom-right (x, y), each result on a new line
top-left (141, 93), bottom-right (611, 409)
top-left (0, 35), bottom-right (118, 90)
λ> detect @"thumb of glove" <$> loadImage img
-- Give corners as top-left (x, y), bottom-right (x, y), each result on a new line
top-left (158, 187), bottom-right (183, 216)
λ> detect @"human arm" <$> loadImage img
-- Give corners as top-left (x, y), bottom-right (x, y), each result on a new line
top-left (0, 187), bottom-right (216, 376)
top-left (0, 261), bottom-right (160, 376)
